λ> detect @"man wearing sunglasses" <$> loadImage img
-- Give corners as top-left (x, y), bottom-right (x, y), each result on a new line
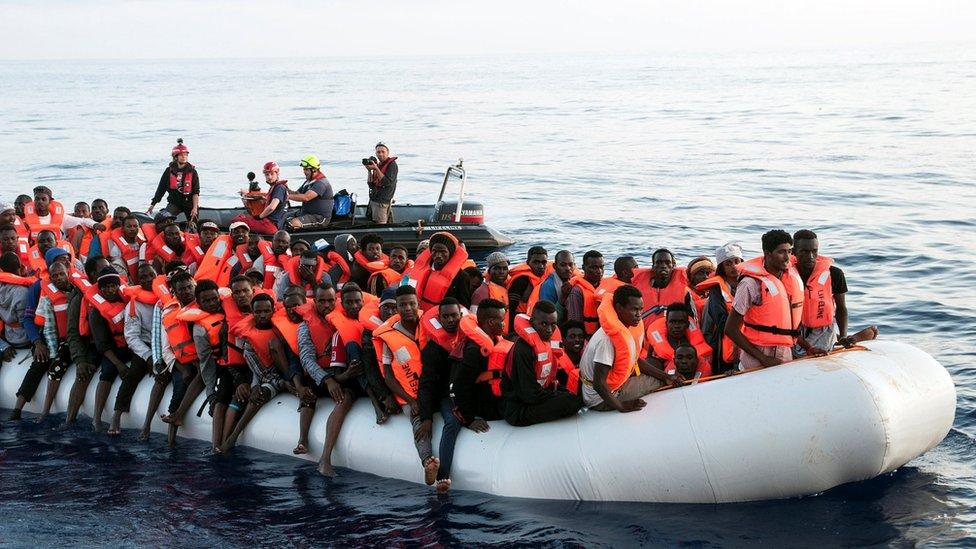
top-left (286, 155), bottom-right (334, 230)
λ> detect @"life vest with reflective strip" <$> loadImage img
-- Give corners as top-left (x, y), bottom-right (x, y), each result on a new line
top-left (358, 301), bottom-right (387, 366)
top-left (471, 280), bottom-right (510, 334)
top-left (28, 241), bottom-right (73, 275)
top-left (568, 275), bottom-right (600, 335)
top-left (297, 302), bottom-right (335, 369)
top-left (271, 307), bottom-right (303, 356)
top-left (144, 231), bottom-right (202, 267)
top-left (353, 250), bottom-right (389, 274)
top-left (595, 275), bottom-right (626, 303)
top-left (89, 291), bottom-right (129, 348)
top-left (418, 305), bottom-right (466, 353)
top-left (405, 232), bottom-right (468, 311)
top-left (177, 305), bottom-right (232, 366)
top-left (219, 294), bottom-right (252, 364)
top-left (169, 166), bottom-right (194, 194)
top-left (372, 315), bottom-right (422, 404)
top-left (796, 255), bottom-right (836, 329)
top-left (194, 235), bottom-right (235, 286)
top-left (286, 255), bottom-right (327, 297)
top-left (695, 275), bottom-right (737, 362)
top-left (595, 294), bottom-right (644, 391)
top-left (77, 215), bottom-right (111, 261)
top-left (631, 267), bottom-right (691, 326)
top-left (23, 200), bottom-right (65, 241)
top-left (645, 316), bottom-right (713, 377)
top-left (737, 257), bottom-right (804, 347)
top-left (507, 313), bottom-right (565, 390)
top-left (457, 314), bottom-right (513, 397)
top-left (231, 317), bottom-right (279, 369)
top-left (108, 227), bottom-right (145, 279)
top-left (36, 280), bottom-right (70, 339)
top-left (161, 300), bottom-right (197, 364)
top-left (327, 308), bottom-right (364, 353)
top-left (263, 249), bottom-right (290, 289)
top-left (0, 272), bottom-right (33, 333)
top-left (122, 284), bottom-right (158, 310)
top-left (367, 267), bottom-right (405, 295)
top-left (506, 261), bottom-right (553, 314)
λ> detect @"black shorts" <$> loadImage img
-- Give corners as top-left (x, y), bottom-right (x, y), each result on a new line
top-left (214, 365), bottom-right (251, 406)
top-left (313, 375), bottom-right (366, 400)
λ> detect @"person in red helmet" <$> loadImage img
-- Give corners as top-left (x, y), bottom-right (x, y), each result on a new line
top-left (232, 161), bottom-right (289, 234)
top-left (147, 138), bottom-right (200, 222)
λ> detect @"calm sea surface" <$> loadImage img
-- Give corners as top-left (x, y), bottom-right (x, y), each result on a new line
top-left (1, 48), bottom-right (975, 546)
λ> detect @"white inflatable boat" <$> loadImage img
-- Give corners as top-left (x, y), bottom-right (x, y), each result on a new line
top-left (0, 340), bottom-right (955, 503)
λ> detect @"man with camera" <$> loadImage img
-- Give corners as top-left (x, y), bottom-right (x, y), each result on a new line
top-left (363, 143), bottom-right (398, 225)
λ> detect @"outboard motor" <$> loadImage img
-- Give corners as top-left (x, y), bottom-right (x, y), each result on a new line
top-left (432, 200), bottom-right (485, 224)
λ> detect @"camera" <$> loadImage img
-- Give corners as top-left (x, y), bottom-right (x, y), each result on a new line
top-left (361, 156), bottom-right (377, 166)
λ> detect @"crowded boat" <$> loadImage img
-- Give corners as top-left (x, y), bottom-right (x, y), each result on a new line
top-left (0, 139), bottom-right (883, 493)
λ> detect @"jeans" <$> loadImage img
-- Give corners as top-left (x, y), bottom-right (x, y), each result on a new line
top-left (435, 397), bottom-right (462, 480)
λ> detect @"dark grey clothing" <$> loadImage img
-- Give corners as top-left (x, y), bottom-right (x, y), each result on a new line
top-left (369, 159), bottom-right (398, 204)
top-left (297, 176), bottom-right (334, 221)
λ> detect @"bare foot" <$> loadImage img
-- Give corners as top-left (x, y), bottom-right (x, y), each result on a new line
top-left (8, 409), bottom-right (22, 421)
top-left (851, 326), bottom-right (879, 344)
top-left (318, 461), bottom-right (338, 477)
top-left (56, 421), bottom-right (74, 432)
top-left (161, 415), bottom-right (182, 426)
top-left (375, 409), bottom-right (389, 425)
top-left (436, 478), bottom-right (452, 493)
top-left (137, 430), bottom-right (150, 442)
top-left (423, 457), bottom-right (440, 486)
top-left (213, 445), bottom-right (223, 455)
top-left (92, 419), bottom-right (104, 433)
top-left (293, 442), bottom-right (309, 455)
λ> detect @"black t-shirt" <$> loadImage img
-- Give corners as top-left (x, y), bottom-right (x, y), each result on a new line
top-left (369, 160), bottom-right (398, 204)
top-left (828, 266), bottom-right (848, 295)
top-left (153, 164), bottom-right (200, 211)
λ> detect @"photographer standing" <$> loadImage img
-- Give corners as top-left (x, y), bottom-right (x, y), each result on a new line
top-left (364, 142), bottom-right (397, 225)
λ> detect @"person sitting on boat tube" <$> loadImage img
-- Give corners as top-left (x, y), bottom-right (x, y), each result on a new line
top-left (285, 155), bottom-right (334, 230)
top-left (364, 142), bottom-right (397, 225)
top-left (580, 284), bottom-right (680, 413)
top-left (233, 161), bottom-right (290, 235)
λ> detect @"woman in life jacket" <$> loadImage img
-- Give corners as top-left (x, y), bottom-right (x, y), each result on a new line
top-left (147, 138), bottom-right (200, 223)
top-left (697, 243), bottom-right (743, 374)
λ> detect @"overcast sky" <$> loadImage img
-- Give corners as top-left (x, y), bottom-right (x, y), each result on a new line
top-left (1, 0), bottom-right (974, 60)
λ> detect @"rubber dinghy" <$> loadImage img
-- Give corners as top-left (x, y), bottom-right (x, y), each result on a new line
top-left (0, 340), bottom-right (955, 503)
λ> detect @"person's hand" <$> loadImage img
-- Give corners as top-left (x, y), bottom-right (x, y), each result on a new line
top-left (467, 418), bottom-right (490, 432)
top-left (238, 189), bottom-right (248, 196)
top-left (806, 346), bottom-right (829, 357)
top-left (345, 360), bottom-right (363, 379)
top-left (559, 282), bottom-right (574, 303)
top-left (760, 355), bottom-right (786, 368)
top-left (92, 223), bottom-right (106, 232)
top-left (299, 386), bottom-right (316, 406)
top-left (618, 399), bottom-right (646, 413)
top-left (146, 204), bottom-right (155, 215)
top-left (1, 346), bottom-right (15, 363)
top-left (325, 378), bottom-right (344, 403)
top-left (667, 373), bottom-right (686, 387)
top-left (234, 383), bottom-right (251, 403)
top-left (189, 207), bottom-right (198, 220)
top-left (415, 419), bottom-right (432, 443)
top-left (33, 341), bottom-right (50, 364)
top-left (252, 386), bottom-right (270, 406)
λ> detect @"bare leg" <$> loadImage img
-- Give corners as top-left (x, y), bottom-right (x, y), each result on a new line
top-left (366, 387), bottom-right (389, 425)
top-left (139, 377), bottom-right (169, 441)
top-left (38, 378), bottom-right (62, 422)
top-left (108, 411), bottom-right (122, 435)
top-left (295, 404), bottom-right (315, 454)
top-left (164, 374), bottom-right (203, 427)
top-left (222, 407), bottom-right (239, 446)
top-left (61, 366), bottom-right (95, 428)
top-left (212, 403), bottom-right (227, 451)
top-left (10, 396), bottom-right (26, 419)
top-left (317, 390), bottom-right (355, 477)
top-left (92, 380), bottom-right (112, 433)
top-left (220, 390), bottom-right (268, 452)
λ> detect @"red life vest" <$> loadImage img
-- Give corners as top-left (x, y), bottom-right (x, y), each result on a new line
top-left (568, 275), bottom-right (601, 335)
top-left (23, 200), bottom-right (65, 241)
top-left (645, 316), bottom-right (713, 377)
top-left (122, 284), bottom-right (158, 311)
top-left (595, 275), bottom-right (626, 303)
top-left (372, 315), bottom-right (423, 404)
top-left (89, 291), bottom-right (130, 348)
top-left (457, 314), bottom-right (514, 397)
top-left (737, 257), bottom-right (804, 347)
top-left (797, 256), bottom-right (836, 329)
top-left (33, 280), bottom-right (70, 339)
top-left (507, 313), bottom-right (566, 390)
top-left (297, 302), bottom-right (335, 369)
top-left (285, 255), bottom-right (327, 297)
top-left (160, 300), bottom-right (198, 364)
top-left (108, 227), bottom-right (145, 280)
top-left (367, 267), bottom-right (405, 295)
top-left (177, 305), bottom-right (233, 367)
top-left (406, 232), bottom-right (469, 311)
top-left (631, 267), bottom-right (691, 327)
top-left (324, 251), bottom-right (351, 287)
top-left (327, 308), bottom-right (364, 352)
top-left (144, 231), bottom-right (202, 267)
top-left (353, 250), bottom-right (389, 274)
top-left (231, 317), bottom-right (280, 369)
top-left (471, 280), bottom-right (510, 334)
top-left (27, 240), bottom-right (73, 275)
top-left (77, 215), bottom-right (112, 261)
top-left (418, 305), bottom-right (466, 354)
top-left (263, 249), bottom-right (291, 289)
top-left (695, 275), bottom-right (737, 363)
top-left (195, 235), bottom-right (235, 287)
top-left (169, 165), bottom-right (194, 194)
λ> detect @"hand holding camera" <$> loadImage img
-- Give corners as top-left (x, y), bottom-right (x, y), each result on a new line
top-left (362, 156), bottom-right (378, 168)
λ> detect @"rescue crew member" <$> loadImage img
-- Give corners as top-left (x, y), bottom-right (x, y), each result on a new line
top-left (234, 161), bottom-right (289, 234)
top-left (367, 244), bottom-right (409, 296)
top-left (108, 263), bottom-right (158, 435)
top-left (415, 297), bottom-right (466, 492)
top-left (88, 268), bottom-right (132, 433)
top-left (502, 300), bottom-right (582, 427)
top-left (698, 243), bottom-right (743, 374)
top-left (580, 285), bottom-right (678, 412)
top-left (286, 155), bottom-right (334, 229)
top-left (725, 230), bottom-right (812, 370)
top-left (566, 250), bottom-right (604, 335)
top-left (148, 138), bottom-right (200, 222)
top-left (365, 142), bottom-right (398, 225)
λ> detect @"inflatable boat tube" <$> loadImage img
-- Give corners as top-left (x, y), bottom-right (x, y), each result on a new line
top-left (0, 340), bottom-right (955, 503)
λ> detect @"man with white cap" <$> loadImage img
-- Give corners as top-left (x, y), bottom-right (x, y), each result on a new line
top-left (698, 242), bottom-right (743, 374)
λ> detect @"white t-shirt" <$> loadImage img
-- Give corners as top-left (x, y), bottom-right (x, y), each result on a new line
top-left (578, 328), bottom-right (619, 407)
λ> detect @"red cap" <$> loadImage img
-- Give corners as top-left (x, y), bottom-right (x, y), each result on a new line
top-left (171, 138), bottom-right (189, 157)
top-left (262, 161), bottom-right (279, 174)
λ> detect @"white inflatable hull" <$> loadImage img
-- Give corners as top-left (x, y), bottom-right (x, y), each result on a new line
top-left (0, 340), bottom-right (955, 503)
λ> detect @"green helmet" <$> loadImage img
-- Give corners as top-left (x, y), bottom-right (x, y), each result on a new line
top-left (300, 155), bottom-right (321, 170)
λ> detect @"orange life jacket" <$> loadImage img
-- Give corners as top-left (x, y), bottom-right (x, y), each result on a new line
top-left (122, 284), bottom-right (158, 312)
top-left (418, 305), bottom-right (466, 354)
top-left (108, 227), bottom-right (145, 280)
top-left (595, 275), bottom-right (626, 303)
top-left (406, 232), bottom-right (469, 311)
top-left (631, 267), bottom-right (691, 327)
top-left (271, 307), bottom-right (303, 356)
top-left (737, 257), bottom-right (804, 347)
top-left (327, 308), bottom-right (364, 352)
top-left (367, 267), bottom-right (405, 295)
top-left (144, 231), bottom-right (202, 267)
top-left (507, 313), bottom-right (565, 390)
top-left (595, 295), bottom-right (644, 391)
top-left (358, 301), bottom-right (385, 333)
top-left (297, 302), bottom-right (335, 369)
top-left (28, 241), bottom-right (73, 275)
top-left (243, 190), bottom-right (267, 217)
top-left (353, 250), bottom-right (389, 273)
top-left (77, 215), bottom-right (112, 261)
top-left (34, 279), bottom-right (70, 339)
top-left (457, 314), bottom-right (514, 398)
top-left (695, 275), bottom-right (737, 362)
top-left (506, 261), bottom-right (553, 314)
top-left (796, 255), bottom-right (836, 329)
top-left (645, 316), bottom-right (713, 377)
top-left (231, 317), bottom-right (280, 369)
top-left (372, 315), bottom-right (423, 404)
top-left (178, 305), bottom-right (235, 367)
top-left (262, 249), bottom-right (291, 289)
top-left (89, 291), bottom-right (130, 348)
top-left (568, 275), bottom-right (600, 335)
top-left (556, 353), bottom-right (580, 394)
top-left (161, 300), bottom-right (198, 364)
top-left (0, 272), bottom-right (33, 333)
top-left (286, 255), bottom-right (327, 297)
top-left (194, 235), bottom-right (235, 286)
top-left (23, 200), bottom-right (65, 241)
top-left (471, 280), bottom-right (510, 333)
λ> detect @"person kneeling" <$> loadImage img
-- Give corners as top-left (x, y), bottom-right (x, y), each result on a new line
top-left (501, 300), bottom-right (582, 427)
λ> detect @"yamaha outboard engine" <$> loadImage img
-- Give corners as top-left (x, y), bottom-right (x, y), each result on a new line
top-left (432, 200), bottom-right (485, 224)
